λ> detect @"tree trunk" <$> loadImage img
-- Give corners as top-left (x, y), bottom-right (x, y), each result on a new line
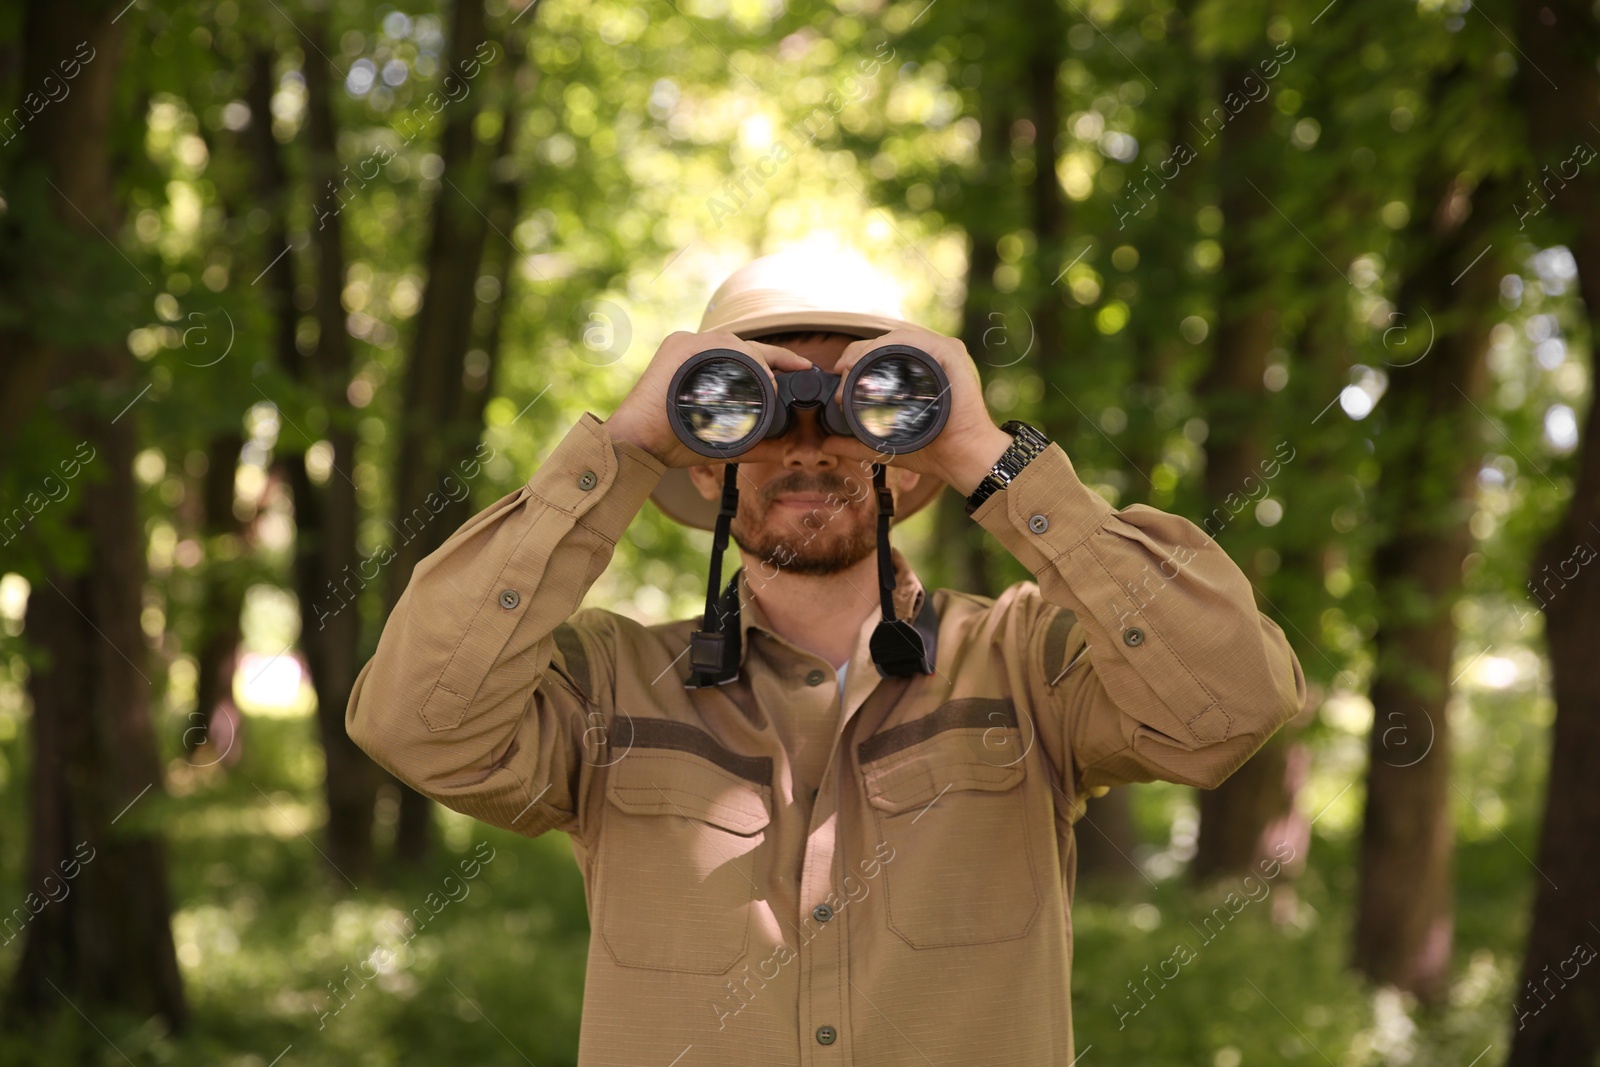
top-left (384, 0), bottom-right (492, 579)
top-left (1118, 0), bottom-right (1196, 505)
top-left (1507, 2), bottom-right (1600, 1059)
top-left (1027, 0), bottom-right (1153, 883)
top-left (940, 223), bottom-right (1003, 596)
top-left (243, 46), bottom-right (298, 377)
top-left (1353, 168), bottom-right (1503, 1003)
top-left (182, 56), bottom-right (273, 766)
top-left (380, 0), bottom-right (541, 865)
top-left (1507, 243), bottom-right (1600, 1064)
top-left (299, 22), bottom-right (381, 882)
top-left (384, 0), bottom-right (491, 866)
top-left (188, 432), bottom-right (247, 766)
top-left (10, 364), bottom-right (189, 1032)
top-left (1190, 60), bottom-right (1300, 882)
top-left (0, 3), bottom-right (122, 449)
top-left (1024, 0), bottom-right (1066, 386)
top-left (942, 71), bottom-right (1012, 598)
top-left (4, 0), bottom-right (187, 1032)
top-left (244, 39), bottom-right (381, 880)
top-left (1067, 0), bottom-right (1203, 887)
top-left (1073, 788), bottom-right (1144, 885)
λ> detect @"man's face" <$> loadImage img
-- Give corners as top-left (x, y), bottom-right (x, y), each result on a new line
top-left (687, 334), bottom-right (921, 576)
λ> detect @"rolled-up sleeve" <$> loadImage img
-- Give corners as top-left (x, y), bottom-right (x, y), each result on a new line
top-left (973, 442), bottom-right (1306, 793)
top-left (346, 413), bottom-right (664, 839)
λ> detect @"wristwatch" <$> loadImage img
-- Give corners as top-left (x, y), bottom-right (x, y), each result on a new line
top-left (965, 420), bottom-right (1051, 515)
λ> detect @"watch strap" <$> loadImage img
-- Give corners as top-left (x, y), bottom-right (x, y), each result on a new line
top-left (965, 420), bottom-right (1051, 516)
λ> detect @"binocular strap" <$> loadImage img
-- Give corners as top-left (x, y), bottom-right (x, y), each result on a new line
top-left (686, 464), bottom-right (743, 686)
top-left (868, 464), bottom-right (938, 678)
top-left (684, 464), bottom-right (939, 687)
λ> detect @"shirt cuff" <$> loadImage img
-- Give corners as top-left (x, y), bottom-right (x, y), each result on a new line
top-left (969, 443), bottom-right (1115, 573)
top-left (526, 412), bottom-right (665, 543)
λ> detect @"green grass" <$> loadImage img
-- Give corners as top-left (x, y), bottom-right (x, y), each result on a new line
top-left (1070, 845), bottom-right (1521, 1066)
top-left (0, 708), bottom-right (1540, 1065)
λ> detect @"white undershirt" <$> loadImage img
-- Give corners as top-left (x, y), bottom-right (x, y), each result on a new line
top-left (837, 658), bottom-right (850, 698)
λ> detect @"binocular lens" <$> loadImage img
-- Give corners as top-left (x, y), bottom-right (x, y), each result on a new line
top-left (675, 357), bottom-right (767, 447)
top-left (666, 342), bottom-right (950, 458)
top-left (849, 355), bottom-right (945, 446)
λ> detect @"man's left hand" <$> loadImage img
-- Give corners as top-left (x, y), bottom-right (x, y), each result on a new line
top-left (823, 326), bottom-right (1014, 496)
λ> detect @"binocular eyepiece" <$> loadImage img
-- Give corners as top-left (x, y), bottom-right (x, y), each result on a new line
top-left (666, 343), bottom-right (950, 459)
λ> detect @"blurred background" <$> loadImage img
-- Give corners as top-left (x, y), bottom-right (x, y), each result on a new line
top-left (2, 0), bottom-right (1597, 1063)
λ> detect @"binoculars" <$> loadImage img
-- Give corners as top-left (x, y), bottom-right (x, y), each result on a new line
top-left (666, 343), bottom-right (951, 458)
top-left (669, 340), bottom-right (946, 688)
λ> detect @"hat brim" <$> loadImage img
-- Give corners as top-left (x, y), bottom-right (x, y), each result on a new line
top-left (648, 306), bottom-right (947, 532)
top-left (708, 308), bottom-right (922, 341)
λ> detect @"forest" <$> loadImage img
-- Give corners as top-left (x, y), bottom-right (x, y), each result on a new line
top-left (1, 0), bottom-right (1598, 1063)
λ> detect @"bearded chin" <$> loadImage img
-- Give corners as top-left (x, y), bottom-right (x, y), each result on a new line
top-left (732, 510), bottom-right (877, 577)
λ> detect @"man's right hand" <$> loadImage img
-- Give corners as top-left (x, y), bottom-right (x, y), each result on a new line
top-left (604, 331), bottom-right (814, 469)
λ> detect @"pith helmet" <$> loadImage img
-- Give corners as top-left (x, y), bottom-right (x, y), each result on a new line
top-left (649, 248), bottom-right (947, 530)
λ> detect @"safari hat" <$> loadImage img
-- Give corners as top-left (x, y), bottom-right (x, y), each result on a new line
top-left (649, 249), bottom-right (950, 531)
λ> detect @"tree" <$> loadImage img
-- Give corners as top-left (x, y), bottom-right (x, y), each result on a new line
top-left (1353, 152), bottom-right (1509, 1002)
top-left (381, 0), bottom-right (533, 864)
top-left (1506, 0), bottom-right (1600, 1059)
top-left (3, 0), bottom-right (186, 1030)
top-left (1189, 53), bottom-right (1298, 882)
top-left (291, 16), bottom-right (386, 881)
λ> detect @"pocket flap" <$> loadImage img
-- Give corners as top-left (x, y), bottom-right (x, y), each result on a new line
top-left (606, 750), bottom-right (772, 836)
top-left (863, 731), bottom-right (1026, 816)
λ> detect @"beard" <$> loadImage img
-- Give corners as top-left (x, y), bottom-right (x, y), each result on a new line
top-left (731, 469), bottom-right (878, 576)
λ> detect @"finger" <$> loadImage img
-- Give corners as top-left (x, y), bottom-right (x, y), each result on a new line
top-left (743, 340), bottom-right (815, 373)
top-left (832, 334), bottom-right (889, 386)
top-left (681, 332), bottom-right (803, 382)
top-left (831, 328), bottom-right (933, 403)
top-left (832, 344), bottom-right (872, 405)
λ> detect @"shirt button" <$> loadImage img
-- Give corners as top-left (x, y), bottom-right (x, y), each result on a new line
top-left (577, 469), bottom-right (598, 491)
top-left (498, 589), bottom-right (521, 610)
top-left (812, 903), bottom-right (834, 923)
top-left (816, 1025), bottom-right (837, 1045)
top-left (805, 669), bottom-right (826, 686)
top-left (1028, 514), bottom-right (1050, 533)
top-left (1123, 626), bottom-right (1145, 647)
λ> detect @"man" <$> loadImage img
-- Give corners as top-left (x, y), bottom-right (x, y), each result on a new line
top-left (347, 248), bottom-right (1307, 1064)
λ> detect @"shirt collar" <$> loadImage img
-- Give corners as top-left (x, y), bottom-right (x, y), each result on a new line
top-left (736, 546), bottom-right (927, 669)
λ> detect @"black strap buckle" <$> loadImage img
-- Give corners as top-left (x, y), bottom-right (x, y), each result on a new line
top-left (869, 464), bottom-right (937, 679)
top-left (687, 465), bottom-right (744, 688)
top-left (685, 463), bottom-right (939, 686)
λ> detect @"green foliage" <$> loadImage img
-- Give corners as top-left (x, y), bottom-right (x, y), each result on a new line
top-left (0, 717), bottom-right (591, 1066)
top-left (0, 0), bottom-right (1592, 1058)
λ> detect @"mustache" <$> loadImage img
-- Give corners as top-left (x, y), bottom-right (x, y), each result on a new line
top-left (759, 470), bottom-right (867, 506)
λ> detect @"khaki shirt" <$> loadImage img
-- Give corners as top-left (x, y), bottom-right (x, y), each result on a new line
top-left (347, 412), bottom-right (1307, 1065)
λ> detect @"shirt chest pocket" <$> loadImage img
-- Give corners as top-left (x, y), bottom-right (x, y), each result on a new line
top-left (859, 699), bottom-right (1042, 950)
top-left (596, 731), bottom-right (772, 975)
